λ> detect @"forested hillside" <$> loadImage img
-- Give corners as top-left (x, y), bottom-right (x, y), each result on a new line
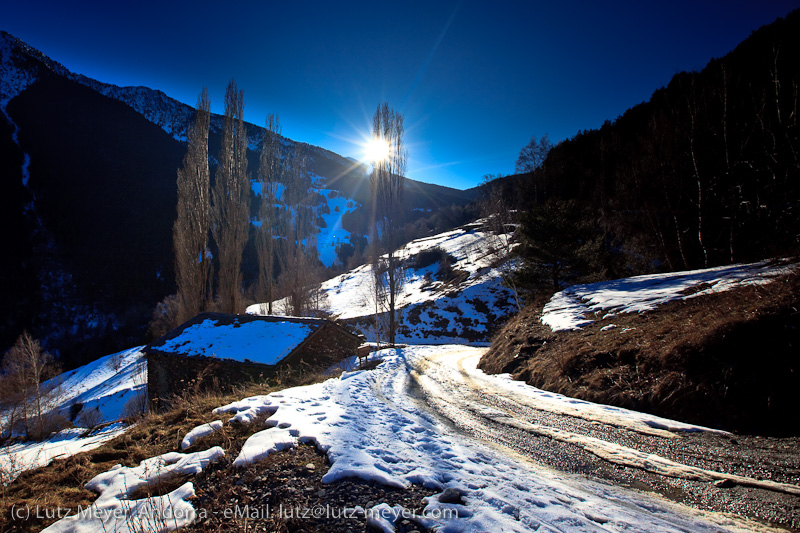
top-left (507, 10), bottom-right (799, 285)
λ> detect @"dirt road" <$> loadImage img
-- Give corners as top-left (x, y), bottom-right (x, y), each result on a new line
top-left (393, 347), bottom-right (800, 530)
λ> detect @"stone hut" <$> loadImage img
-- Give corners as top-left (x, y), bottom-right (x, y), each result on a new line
top-left (145, 312), bottom-right (363, 409)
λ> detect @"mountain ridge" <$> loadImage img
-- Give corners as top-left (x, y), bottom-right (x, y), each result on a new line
top-left (0, 30), bottom-right (476, 205)
top-left (0, 30), bottom-right (477, 364)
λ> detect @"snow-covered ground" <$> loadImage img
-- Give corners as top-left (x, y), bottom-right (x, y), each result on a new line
top-left (249, 221), bottom-right (518, 344)
top-left (249, 178), bottom-right (362, 268)
top-left (0, 424), bottom-right (129, 486)
top-left (45, 345), bottom-right (777, 532)
top-left (0, 347), bottom-right (145, 483)
top-left (541, 260), bottom-right (798, 331)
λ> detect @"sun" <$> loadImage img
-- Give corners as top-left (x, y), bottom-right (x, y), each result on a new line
top-left (364, 137), bottom-right (390, 162)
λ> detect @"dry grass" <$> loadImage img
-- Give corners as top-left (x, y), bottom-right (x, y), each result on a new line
top-left (0, 363), bottom-right (336, 533)
top-left (480, 271), bottom-right (800, 435)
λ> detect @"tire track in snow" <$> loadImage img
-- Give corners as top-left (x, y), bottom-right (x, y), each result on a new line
top-left (407, 348), bottom-right (800, 497)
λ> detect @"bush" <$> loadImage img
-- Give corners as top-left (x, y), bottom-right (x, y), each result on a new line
top-left (76, 407), bottom-right (103, 429)
top-left (412, 247), bottom-right (449, 270)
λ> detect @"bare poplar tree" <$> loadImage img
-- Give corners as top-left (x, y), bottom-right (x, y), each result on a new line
top-left (370, 102), bottom-right (407, 345)
top-left (278, 146), bottom-right (319, 316)
top-left (256, 114), bottom-right (282, 314)
top-left (212, 80), bottom-right (250, 314)
top-left (173, 88), bottom-right (211, 324)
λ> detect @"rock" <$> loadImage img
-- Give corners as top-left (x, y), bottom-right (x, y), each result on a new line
top-left (714, 478), bottom-right (735, 488)
top-left (306, 462), bottom-right (316, 471)
top-left (438, 487), bottom-right (465, 505)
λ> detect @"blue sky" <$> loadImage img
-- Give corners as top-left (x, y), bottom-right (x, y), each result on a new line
top-left (5, 0), bottom-right (798, 190)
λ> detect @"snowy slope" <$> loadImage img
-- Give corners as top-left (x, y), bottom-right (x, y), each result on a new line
top-left (0, 347), bottom-right (145, 484)
top-left (249, 221), bottom-right (519, 344)
top-left (313, 188), bottom-right (361, 267)
top-left (47, 347), bottom-right (146, 423)
top-left (249, 181), bottom-right (361, 268)
top-left (541, 259), bottom-right (798, 331)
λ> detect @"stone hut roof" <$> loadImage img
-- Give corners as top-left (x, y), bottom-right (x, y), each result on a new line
top-left (146, 312), bottom-right (361, 366)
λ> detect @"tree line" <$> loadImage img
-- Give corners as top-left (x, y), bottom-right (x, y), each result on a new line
top-left (170, 81), bottom-right (328, 327)
top-left (171, 86), bottom-right (410, 344)
top-left (499, 10), bottom-right (800, 294)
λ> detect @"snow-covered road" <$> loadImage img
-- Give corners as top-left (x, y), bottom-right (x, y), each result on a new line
top-left (36, 344), bottom-right (800, 532)
top-left (210, 346), bottom-right (796, 531)
top-left (404, 347), bottom-right (800, 528)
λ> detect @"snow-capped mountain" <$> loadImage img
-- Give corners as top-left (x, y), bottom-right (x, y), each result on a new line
top-left (0, 31), bottom-right (478, 361)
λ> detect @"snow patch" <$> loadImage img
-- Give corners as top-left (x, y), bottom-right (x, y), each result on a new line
top-left (43, 447), bottom-right (224, 532)
top-left (542, 260), bottom-right (797, 331)
top-left (180, 421), bottom-right (223, 450)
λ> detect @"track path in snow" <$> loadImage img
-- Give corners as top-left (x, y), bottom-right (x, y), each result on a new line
top-left (382, 346), bottom-right (800, 530)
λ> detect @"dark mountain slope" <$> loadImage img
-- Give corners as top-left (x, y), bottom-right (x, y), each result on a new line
top-left (5, 72), bottom-right (185, 365)
top-left (0, 31), bottom-right (478, 363)
top-left (0, 111), bottom-right (38, 351)
top-left (10, 72), bottom-right (183, 303)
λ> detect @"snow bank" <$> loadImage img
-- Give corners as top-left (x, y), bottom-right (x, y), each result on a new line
top-left (542, 260), bottom-right (797, 331)
top-left (43, 447), bottom-right (224, 532)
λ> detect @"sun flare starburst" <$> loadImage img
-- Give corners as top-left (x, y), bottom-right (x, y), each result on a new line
top-left (364, 137), bottom-right (390, 162)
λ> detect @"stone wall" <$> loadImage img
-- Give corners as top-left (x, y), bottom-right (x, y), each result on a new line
top-left (145, 321), bottom-right (362, 411)
top-left (146, 351), bottom-right (273, 411)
